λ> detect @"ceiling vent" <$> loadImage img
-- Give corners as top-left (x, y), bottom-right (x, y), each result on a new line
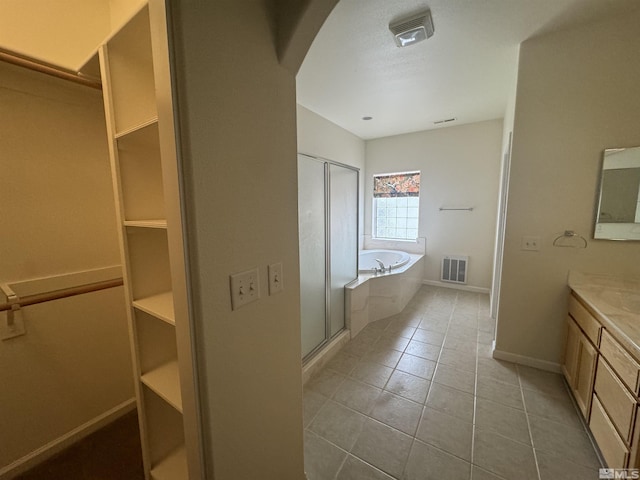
top-left (433, 117), bottom-right (457, 125)
top-left (389, 10), bottom-right (435, 48)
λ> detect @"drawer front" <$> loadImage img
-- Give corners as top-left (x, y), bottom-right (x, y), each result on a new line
top-left (600, 329), bottom-right (640, 394)
top-left (569, 294), bottom-right (601, 346)
top-left (594, 357), bottom-right (636, 443)
top-left (590, 394), bottom-right (629, 468)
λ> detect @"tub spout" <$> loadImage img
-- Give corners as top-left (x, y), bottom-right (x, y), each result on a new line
top-left (375, 259), bottom-right (386, 271)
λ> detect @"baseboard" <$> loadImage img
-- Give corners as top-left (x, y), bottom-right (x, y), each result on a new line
top-left (0, 398), bottom-right (137, 479)
top-left (492, 348), bottom-right (562, 373)
top-left (422, 279), bottom-right (490, 295)
top-left (302, 330), bottom-right (351, 385)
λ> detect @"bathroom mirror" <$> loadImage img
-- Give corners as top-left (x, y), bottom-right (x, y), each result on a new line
top-left (594, 146), bottom-right (640, 240)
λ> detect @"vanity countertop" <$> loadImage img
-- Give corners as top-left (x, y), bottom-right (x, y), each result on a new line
top-left (568, 271), bottom-right (640, 358)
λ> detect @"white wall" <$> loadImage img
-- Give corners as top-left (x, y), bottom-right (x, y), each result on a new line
top-left (365, 120), bottom-right (503, 289)
top-left (169, 3), bottom-right (306, 479)
top-left (491, 47), bottom-right (520, 317)
top-left (0, 62), bottom-right (133, 472)
top-left (496, 10), bottom-right (640, 366)
top-left (297, 104), bottom-right (366, 245)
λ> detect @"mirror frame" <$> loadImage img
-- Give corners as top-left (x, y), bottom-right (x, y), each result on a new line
top-left (593, 147), bottom-right (640, 241)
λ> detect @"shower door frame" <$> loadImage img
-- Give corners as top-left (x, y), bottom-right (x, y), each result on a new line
top-left (299, 153), bottom-right (359, 363)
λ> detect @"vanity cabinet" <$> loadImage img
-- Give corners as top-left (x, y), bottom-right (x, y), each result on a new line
top-left (600, 330), bottom-right (640, 394)
top-left (562, 316), bottom-right (597, 417)
top-left (590, 395), bottom-right (630, 468)
top-left (563, 289), bottom-right (640, 470)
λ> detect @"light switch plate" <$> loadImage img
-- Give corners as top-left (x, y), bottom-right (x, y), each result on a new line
top-left (230, 268), bottom-right (260, 310)
top-left (268, 262), bottom-right (284, 295)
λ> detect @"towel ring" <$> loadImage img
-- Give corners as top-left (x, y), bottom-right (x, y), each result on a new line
top-left (552, 231), bottom-right (588, 249)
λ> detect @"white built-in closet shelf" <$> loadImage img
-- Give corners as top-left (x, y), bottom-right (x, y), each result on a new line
top-left (141, 360), bottom-right (182, 412)
top-left (124, 220), bottom-right (168, 229)
top-left (133, 291), bottom-right (175, 325)
top-left (115, 117), bottom-right (158, 140)
top-left (150, 446), bottom-right (187, 480)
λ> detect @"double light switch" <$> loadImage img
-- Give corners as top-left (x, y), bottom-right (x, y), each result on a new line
top-left (230, 262), bottom-right (284, 310)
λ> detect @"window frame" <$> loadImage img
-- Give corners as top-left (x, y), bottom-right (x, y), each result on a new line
top-left (372, 171), bottom-right (420, 241)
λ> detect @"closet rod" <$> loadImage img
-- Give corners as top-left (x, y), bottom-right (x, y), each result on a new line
top-left (0, 48), bottom-right (102, 90)
top-left (0, 278), bottom-right (123, 312)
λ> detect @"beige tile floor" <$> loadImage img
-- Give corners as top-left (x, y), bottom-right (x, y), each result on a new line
top-left (303, 286), bottom-right (603, 480)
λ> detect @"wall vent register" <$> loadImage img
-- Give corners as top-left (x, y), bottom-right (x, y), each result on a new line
top-left (441, 255), bottom-right (468, 284)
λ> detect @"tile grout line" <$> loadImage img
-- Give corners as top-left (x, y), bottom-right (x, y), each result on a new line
top-left (330, 450), bottom-right (349, 480)
top-left (559, 375), bottom-right (606, 470)
top-left (309, 289), bottom-right (601, 480)
top-left (377, 289), bottom-right (446, 479)
top-left (396, 293), bottom-right (442, 480)
top-left (306, 288), bottom-right (491, 479)
top-left (516, 363), bottom-right (543, 480)
top-left (470, 302), bottom-right (480, 480)
top-left (398, 289), bottom-right (459, 479)
top-left (307, 291), bottom-right (437, 479)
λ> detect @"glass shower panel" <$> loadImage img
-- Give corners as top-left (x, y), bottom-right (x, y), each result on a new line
top-left (329, 164), bottom-right (358, 337)
top-left (298, 156), bottom-right (327, 357)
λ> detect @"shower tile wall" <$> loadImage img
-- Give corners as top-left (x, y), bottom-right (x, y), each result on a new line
top-left (303, 286), bottom-right (602, 480)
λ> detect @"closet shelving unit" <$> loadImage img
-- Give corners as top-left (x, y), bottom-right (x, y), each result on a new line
top-left (80, 1), bottom-right (202, 479)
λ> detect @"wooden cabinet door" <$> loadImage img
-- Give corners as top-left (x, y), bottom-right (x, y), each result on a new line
top-left (574, 332), bottom-right (598, 418)
top-left (563, 317), bottom-right (580, 388)
top-left (564, 316), bottom-right (597, 418)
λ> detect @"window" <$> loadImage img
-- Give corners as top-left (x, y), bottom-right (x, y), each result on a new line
top-left (373, 171), bottom-right (420, 240)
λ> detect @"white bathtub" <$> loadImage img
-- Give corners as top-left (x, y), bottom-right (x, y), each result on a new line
top-left (359, 249), bottom-right (411, 273)
top-left (346, 253), bottom-right (425, 337)
top-left (302, 250), bottom-right (421, 386)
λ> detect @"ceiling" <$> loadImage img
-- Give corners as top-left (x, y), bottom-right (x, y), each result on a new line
top-left (296, 0), bottom-right (640, 140)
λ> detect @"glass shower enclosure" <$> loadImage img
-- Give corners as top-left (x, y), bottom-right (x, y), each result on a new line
top-left (298, 154), bottom-right (358, 360)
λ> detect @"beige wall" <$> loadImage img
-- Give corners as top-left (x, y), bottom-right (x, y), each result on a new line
top-left (169, 3), bottom-right (306, 479)
top-left (297, 104), bottom-right (366, 246)
top-left (0, 0), bottom-right (111, 70)
top-left (490, 51), bottom-right (519, 317)
top-left (365, 120), bottom-right (504, 289)
top-left (0, 0), bottom-right (146, 71)
top-left (496, 10), bottom-right (640, 366)
top-left (0, 62), bottom-right (132, 471)
top-left (0, 63), bottom-right (121, 283)
top-left (109, 0), bottom-right (147, 30)
top-left (276, 0), bottom-right (339, 72)
top-left (297, 104), bottom-right (365, 169)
